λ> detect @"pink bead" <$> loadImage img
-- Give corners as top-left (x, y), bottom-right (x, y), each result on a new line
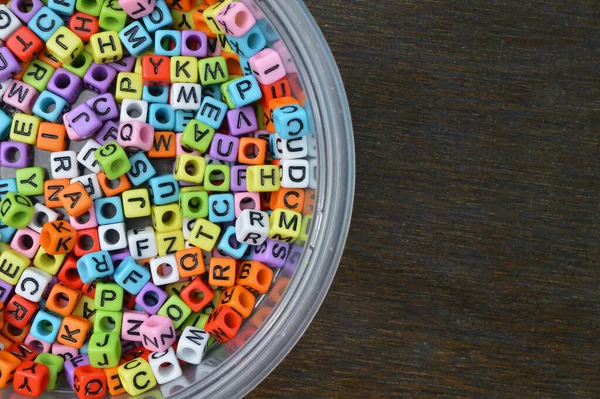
top-left (234, 192), bottom-right (260, 217)
top-left (51, 342), bottom-right (78, 361)
top-left (175, 133), bottom-right (200, 157)
top-left (24, 334), bottom-right (52, 355)
top-left (249, 49), bottom-right (287, 85)
top-left (63, 113), bottom-right (81, 141)
top-left (139, 315), bottom-right (176, 352)
top-left (10, 228), bottom-right (40, 259)
top-left (117, 120), bottom-right (154, 152)
top-left (121, 311), bottom-right (149, 342)
top-left (3, 81), bottom-right (39, 113)
top-left (119, 0), bottom-right (155, 19)
top-left (216, 1), bottom-right (256, 38)
top-left (70, 207), bottom-right (98, 230)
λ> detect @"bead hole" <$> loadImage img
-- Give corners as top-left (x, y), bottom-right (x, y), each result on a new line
top-left (104, 229), bottom-right (120, 245)
top-left (76, 211), bottom-right (91, 224)
top-left (18, 234), bottom-right (33, 249)
top-left (55, 74), bottom-right (71, 89)
top-left (79, 234), bottom-right (94, 250)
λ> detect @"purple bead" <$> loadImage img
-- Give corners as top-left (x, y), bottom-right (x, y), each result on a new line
top-left (135, 283), bottom-right (168, 314)
top-left (283, 244), bottom-right (303, 278)
top-left (121, 340), bottom-right (138, 353)
top-left (252, 238), bottom-right (289, 268)
top-left (208, 133), bottom-right (240, 162)
top-left (230, 165), bottom-right (248, 192)
top-left (110, 248), bottom-right (130, 269)
top-left (95, 120), bottom-right (119, 145)
top-left (83, 63), bottom-right (117, 94)
top-left (226, 105), bottom-right (258, 136)
top-left (0, 47), bottom-right (22, 81)
top-left (9, 0), bottom-right (43, 23)
top-left (0, 280), bottom-right (13, 303)
top-left (47, 68), bottom-right (83, 104)
top-left (181, 30), bottom-right (208, 57)
top-left (66, 103), bottom-right (102, 139)
top-left (0, 141), bottom-right (31, 168)
top-left (64, 354), bottom-right (90, 389)
top-left (108, 56), bottom-right (136, 72)
top-left (86, 93), bottom-right (119, 122)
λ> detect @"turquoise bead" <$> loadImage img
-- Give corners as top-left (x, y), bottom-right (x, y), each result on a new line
top-left (175, 110), bottom-right (194, 133)
top-left (119, 21), bottom-right (153, 57)
top-left (208, 193), bottom-right (235, 223)
top-left (30, 310), bottom-right (62, 343)
top-left (142, 86), bottom-right (169, 104)
top-left (226, 75), bottom-right (262, 108)
top-left (154, 30), bottom-right (181, 57)
top-left (148, 103), bottom-right (176, 131)
top-left (217, 225), bottom-right (248, 260)
top-left (28, 6), bottom-right (64, 41)
top-left (226, 24), bottom-right (266, 58)
top-left (196, 96), bottom-right (228, 129)
top-left (0, 178), bottom-right (17, 200)
top-left (114, 256), bottom-right (151, 295)
top-left (0, 109), bottom-right (10, 140)
top-left (273, 104), bottom-right (309, 140)
top-left (0, 217), bottom-right (17, 243)
top-left (148, 174), bottom-right (179, 205)
top-left (202, 84), bottom-right (222, 100)
top-left (32, 91), bottom-right (69, 122)
top-left (77, 251), bottom-right (114, 284)
top-left (95, 196), bottom-right (125, 225)
top-left (142, 0), bottom-right (173, 33)
top-left (127, 152), bottom-right (156, 186)
top-left (48, 0), bottom-right (75, 15)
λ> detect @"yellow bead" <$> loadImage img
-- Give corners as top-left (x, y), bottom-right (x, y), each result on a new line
top-left (155, 230), bottom-right (185, 256)
top-left (122, 189), bottom-right (151, 218)
top-left (0, 249), bottom-right (29, 285)
top-left (174, 154), bottom-right (206, 184)
top-left (118, 358), bottom-right (156, 396)
top-left (33, 246), bottom-right (66, 275)
top-left (151, 203), bottom-right (182, 233)
top-left (170, 56), bottom-right (198, 84)
top-left (171, 9), bottom-right (195, 31)
top-left (188, 218), bottom-right (221, 251)
top-left (165, 281), bottom-right (189, 297)
top-left (47, 27), bottom-right (85, 65)
top-left (90, 31), bottom-right (123, 64)
top-left (203, 0), bottom-right (234, 36)
top-left (73, 295), bottom-right (97, 323)
top-left (217, 34), bottom-right (235, 54)
top-left (296, 214), bottom-right (312, 246)
top-left (0, 242), bottom-right (10, 254)
top-left (269, 209), bottom-right (302, 243)
top-left (10, 113), bottom-right (40, 145)
top-left (246, 165), bottom-right (280, 192)
top-left (115, 72), bottom-right (143, 102)
top-left (180, 185), bottom-right (204, 192)
top-left (134, 52), bottom-right (152, 74)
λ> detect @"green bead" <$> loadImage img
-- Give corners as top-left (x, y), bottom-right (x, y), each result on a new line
top-left (99, 0), bottom-right (128, 31)
top-left (16, 167), bottom-right (45, 196)
top-left (180, 311), bottom-right (209, 331)
top-left (203, 164), bottom-right (230, 192)
top-left (23, 60), bottom-right (56, 92)
top-left (220, 79), bottom-right (236, 109)
top-left (35, 353), bottom-right (64, 391)
top-left (76, 0), bottom-right (104, 16)
top-left (255, 103), bottom-right (264, 130)
top-left (181, 120), bottom-right (215, 153)
top-left (157, 295), bottom-right (192, 329)
top-left (63, 51), bottom-right (94, 78)
top-left (95, 282), bottom-right (124, 311)
top-left (88, 332), bottom-right (121, 368)
top-left (95, 142), bottom-right (131, 180)
top-left (0, 192), bottom-right (34, 229)
top-left (198, 56), bottom-right (228, 86)
top-left (94, 310), bottom-right (123, 335)
top-left (179, 191), bottom-right (209, 218)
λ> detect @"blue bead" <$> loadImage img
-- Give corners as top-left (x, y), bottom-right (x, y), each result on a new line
top-left (226, 24), bottom-right (266, 58)
top-left (0, 178), bottom-right (17, 200)
top-left (195, 96), bottom-right (228, 129)
top-left (148, 174), bottom-right (179, 205)
top-left (240, 245), bottom-right (254, 261)
top-left (127, 152), bottom-right (156, 186)
top-left (119, 21), bottom-right (153, 57)
top-left (94, 197), bottom-right (125, 225)
top-left (30, 310), bottom-right (62, 343)
top-left (28, 7), bottom-right (63, 42)
top-left (217, 225), bottom-right (248, 260)
top-left (0, 218), bottom-right (16, 243)
top-left (304, 100), bottom-right (315, 135)
top-left (114, 256), bottom-right (151, 295)
top-left (79, 342), bottom-right (89, 354)
top-left (202, 84), bottom-right (222, 100)
top-left (226, 75), bottom-right (262, 108)
top-left (47, 0), bottom-right (75, 16)
top-left (77, 251), bottom-right (114, 284)
top-left (208, 193), bottom-right (235, 223)
top-left (148, 103), bottom-right (176, 131)
top-left (32, 91), bottom-right (69, 122)
top-left (273, 104), bottom-right (309, 140)
top-left (256, 18), bottom-right (279, 45)
top-left (142, 0), bottom-right (173, 33)
top-left (0, 109), bottom-right (10, 140)
top-left (142, 85), bottom-right (169, 104)
top-left (175, 110), bottom-right (194, 133)
top-left (239, 55), bottom-right (253, 76)
top-left (154, 30), bottom-right (181, 56)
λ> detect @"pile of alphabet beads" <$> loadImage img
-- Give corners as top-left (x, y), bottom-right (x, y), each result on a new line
top-left (0, 0), bottom-right (317, 396)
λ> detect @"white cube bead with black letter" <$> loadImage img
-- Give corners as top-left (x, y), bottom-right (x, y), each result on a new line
top-left (148, 347), bottom-right (183, 384)
top-left (50, 151), bottom-right (79, 179)
top-left (280, 159), bottom-right (310, 189)
top-left (127, 226), bottom-right (158, 260)
top-left (176, 326), bottom-right (210, 365)
top-left (99, 222), bottom-right (128, 251)
top-left (278, 136), bottom-right (308, 160)
top-left (28, 203), bottom-right (59, 233)
top-left (0, 6), bottom-right (21, 42)
top-left (71, 173), bottom-right (103, 200)
top-left (120, 99), bottom-right (149, 123)
top-left (15, 267), bottom-right (52, 302)
top-left (77, 139), bottom-right (102, 173)
top-left (149, 255), bottom-right (180, 286)
top-left (235, 209), bottom-right (269, 246)
top-left (170, 83), bottom-right (201, 111)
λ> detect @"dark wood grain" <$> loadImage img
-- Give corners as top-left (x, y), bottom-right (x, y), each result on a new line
top-left (250, 1), bottom-right (600, 398)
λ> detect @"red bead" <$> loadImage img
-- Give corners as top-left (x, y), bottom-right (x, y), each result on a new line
top-left (13, 360), bottom-right (50, 397)
top-left (74, 228), bottom-right (101, 257)
top-left (204, 305), bottom-right (242, 343)
top-left (56, 255), bottom-right (84, 290)
top-left (6, 343), bottom-right (36, 362)
top-left (179, 277), bottom-right (214, 312)
top-left (141, 55), bottom-right (170, 86)
top-left (68, 12), bottom-right (100, 43)
top-left (73, 365), bottom-right (107, 399)
top-left (4, 295), bottom-right (38, 329)
top-left (6, 26), bottom-right (43, 62)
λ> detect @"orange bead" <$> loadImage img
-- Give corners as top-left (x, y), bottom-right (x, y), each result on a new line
top-left (103, 362), bottom-right (126, 396)
top-left (6, 343), bottom-right (36, 362)
top-left (13, 60), bottom-right (30, 80)
top-left (236, 261), bottom-right (273, 295)
top-left (141, 55), bottom-right (170, 86)
top-left (192, 4), bottom-right (216, 38)
top-left (36, 122), bottom-right (67, 152)
top-left (259, 78), bottom-right (291, 107)
top-left (97, 172), bottom-right (131, 197)
top-left (0, 351), bottom-right (21, 388)
top-left (237, 137), bottom-right (267, 165)
top-left (38, 50), bottom-right (62, 69)
top-left (270, 188), bottom-right (305, 213)
top-left (179, 277), bottom-right (214, 312)
top-left (175, 247), bottom-right (205, 278)
top-left (268, 96), bottom-right (300, 110)
top-left (0, 335), bottom-right (14, 352)
top-left (81, 281), bottom-right (96, 299)
top-left (74, 228), bottom-right (101, 258)
top-left (44, 179), bottom-right (70, 209)
top-left (57, 315), bottom-right (92, 349)
top-left (74, 365), bottom-right (106, 399)
top-left (208, 257), bottom-right (236, 288)
top-left (1, 322), bottom-right (31, 343)
top-left (56, 256), bottom-right (83, 290)
top-left (167, 0), bottom-right (195, 12)
top-left (204, 305), bottom-right (242, 343)
top-left (45, 283), bottom-right (80, 316)
top-left (6, 26), bottom-right (44, 62)
top-left (218, 285), bottom-right (255, 318)
top-left (303, 189), bottom-right (315, 216)
top-left (148, 131), bottom-right (176, 159)
top-left (58, 182), bottom-right (93, 217)
top-left (40, 220), bottom-right (77, 255)
top-left (5, 295), bottom-right (38, 329)
top-left (221, 51), bottom-right (242, 75)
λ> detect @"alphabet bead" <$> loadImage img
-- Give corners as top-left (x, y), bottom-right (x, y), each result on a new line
top-left (15, 267), bottom-right (51, 303)
top-left (216, 225), bottom-right (248, 260)
top-left (204, 163), bottom-right (231, 192)
top-left (47, 26), bottom-right (85, 65)
top-left (90, 31), bottom-right (123, 64)
top-left (127, 152), bottom-right (156, 186)
top-left (95, 141), bottom-right (131, 180)
top-left (94, 310), bottom-right (122, 335)
top-left (6, 26), bottom-right (43, 62)
top-left (122, 188), bottom-right (151, 218)
top-left (208, 257), bottom-right (235, 288)
top-left (4, 81), bottom-right (39, 114)
top-left (218, 285), bottom-right (255, 318)
top-left (249, 48), bottom-right (286, 85)
top-left (74, 228), bottom-right (101, 257)
top-left (35, 353), bottom-right (64, 391)
top-left (179, 190), bottom-right (208, 218)
top-left (23, 60), bottom-right (55, 93)
top-left (13, 360), bottom-right (50, 397)
top-left (174, 154), bottom-right (206, 183)
top-left (204, 305), bottom-right (241, 343)
top-left (120, 21), bottom-right (153, 56)
top-left (236, 260), bottom-right (272, 294)
top-left (68, 12), bottom-right (99, 42)
top-left (216, 1), bottom-right (255, 38)
top-left (148, 346), bottom-right (182, 384)
top-left (83, 63), bottom-right (117, 94)
top-left (127, 226), bottom-right (158, 260)
top-left (10, 113), bottom-right (40, 145)
top-left (98, 0), bottom-right (127, 31)
top-left (47, 68), bottom-right (83, 104)
top-left (0, 47), bottom-right (22, 81)
top-left (0, 5), bottom-right (22, 43)
top-left (0, 351), bottom-right (20, 387)
top-left (121, 310), bottom-right (148, 341)
top-left (59, 182), bottom-right (93, 217)
top-left (63, 51), bottom-right (94, 78)
top-left (181, 119), bottom-right (215, 152)
top-left (170, 82), bottom-right (202, 111)
top-left (50, 151), bottom-right (79, 179)
top-left (198, 55), bottom-right (228, 85)
top-left (97, 172), bottom-right (131, 197)
top-left (88, 332), bottom-right (121, 368)
top-left (10, 228), bottom-right (40, 259)
top-left (179, 276), bottom-right (213, 312)
top-left (28, 6), bottom-right (63, 42)
top-left (27, 203), bottom-right (59, 234)
top-left (176, 326), bottom-right (209, 364)
top-left (45, 283), bottom-right (80, 316)
top-left (95, 196), bottom-right (125, 225)
top-left (32, 90), bottom-right (69, 123)
top-left (157, 295), bottom-right (191, 328)
top-left (149, 255), bottom-right (179, 286)
top-left (57, 315), bottom-right (91, 348)
top-left (120, 99), bottom-right (149, 123)
top-left (98, 222), bottom-right (127, 251)
top-left (148, 103), bottom-right (175, 131)
top-left (196, 95), bottom-right (228, 129)
top-left (70, 207), bottom-right (98, 230)
top-left (0, 192), bottom-right (35, 229)
top-left (15, 166), bottom-right (45, 196)
top-left (77, 250), bottom-right (114, 284)
top-left (115, 72), bottom-right (143, 102)
top-left (5, 294), bottom-right (38, 328)
top-left (73, 364), bottom-right (107, 399)
top-left (246, 165), bottom-right (279, 192)
top-left (252, 238), bottom-right (289, 268)
top-left (273, 103), bottom-right (308, 140)
top-left (118, 357), bottom-right (156, 396)
top-left (226, 75), bottom-right (262, 108)
top-left (30, 309), bottom-right (61, 343)
top-left (0, 141), bottom-right (31, 168)
top-left (135, 283), bottom-right (167, 314)
top-left (154, 29), bottom-right (181, 56)
top-left (140, 314), bottom-right (176, 352)
top-left (118, 120), bottom-right (155, 152)
top-left (181, 30), bottom-right (207, 57)
top-left (188, 218), bottom-right (220, 251)
top-left (155, 229), bottom-right (185, 256)
top-left (114, 256), bottom-right (151, 295)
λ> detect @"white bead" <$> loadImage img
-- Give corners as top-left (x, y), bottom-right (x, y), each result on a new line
top-left (170, 83), bottom-right (201, 111)
top-left (182, 218), bottom-right (195, 241)
top-left (77, 139), bottom-right (102, 173)
top-left (0, 79), bottom-right (13, 98)
top-left (235, 209), bottom-right (269, 246)
top-left (71, 173), bottom-right (103, 200)
top-left (0, 6), bottom-right (22, 42)
top-left (278, 136), bottom-right (308, 160)
top-left (149, 255), bottom-right (180, 286)
top-left (176, 327), bottom-right (209, 365)
top-left (148, 347), bottom-right (183, 384)
top-left (98, 222), bottom-right (127, 251)
top-left (127, 226), bottom-right (158, 260)
top-left (28, 203), bottom-right (59, 233)
top-left (120, 99), bottom-right (148, 123)
top-left (280, 159), bottom-right (309, 189)
top-left (309, 158), bottom-right (317, 189)
top-left (15, 267), bottom-right (52, 302)
top-left (50, 151), bottom-right (79, 179)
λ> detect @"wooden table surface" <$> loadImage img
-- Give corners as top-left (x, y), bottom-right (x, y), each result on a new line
top-left (250, 1), bottom-right (600, 397)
